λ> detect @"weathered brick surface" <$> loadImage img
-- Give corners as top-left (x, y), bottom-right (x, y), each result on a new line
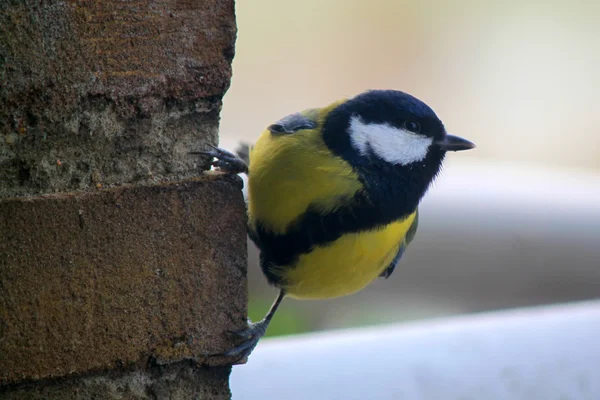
top-left (1, 2), bottom-right (242, 397)
top-left (0, 361), bottom-right (233, 399)
top-left (0, 175), bottom-right (247, 387)
top-left (0, 0), bottom-right (237, 197)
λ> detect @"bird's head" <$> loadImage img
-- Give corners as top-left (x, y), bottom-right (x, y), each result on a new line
top-left (323, 90), bottom-right (474, 173)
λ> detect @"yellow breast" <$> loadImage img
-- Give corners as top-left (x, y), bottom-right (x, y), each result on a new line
top-left (280, 213), bottom-right (416, 300)
top-left (247, 101), bottom-right (361, 235)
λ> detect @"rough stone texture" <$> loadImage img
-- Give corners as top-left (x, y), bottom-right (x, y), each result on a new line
top-left (0, 174), bottom-right (247, 388)
top-left (0, 361), bottom-right (232, 399)
top-left (0, 0), bottom-right (236, 197)
top-left (0, 2), bottom-right (243, 397)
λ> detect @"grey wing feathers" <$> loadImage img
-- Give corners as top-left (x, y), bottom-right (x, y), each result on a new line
top-left (379, 244), bottom-right (406, 279)
top-left (268, 112), bottom-right (317, 134)
top-left (379, 209), bottom-right (419, 279)
top-left (405, 208), bottom-right (419, 245)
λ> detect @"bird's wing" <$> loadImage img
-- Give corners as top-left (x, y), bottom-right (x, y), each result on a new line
top-left (235, 109), bottom-right (320, 167)
top-left (379, 209), bottom-right (419, 279)
top-left (267, 109), bottom-right (319, 134)
top-left (404, 207), bottom-right (419, 246)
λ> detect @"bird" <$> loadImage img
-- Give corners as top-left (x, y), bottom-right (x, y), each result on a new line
top-left (193, 89), bottom-right (475, 361)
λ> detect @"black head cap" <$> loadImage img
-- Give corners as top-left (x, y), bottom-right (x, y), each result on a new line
top-left (321, 90), bottom-right (473, 215)
top-left (322, 90), bottom-right (448, 165)
top-left (332, 90), bottom-right (446, 139)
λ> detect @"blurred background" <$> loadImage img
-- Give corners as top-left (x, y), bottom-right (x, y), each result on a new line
top-left (218, 0), bottom-right (600, 337)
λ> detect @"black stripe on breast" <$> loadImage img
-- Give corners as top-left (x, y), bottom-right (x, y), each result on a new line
top-left (250, 190), bottom-right (415, 286)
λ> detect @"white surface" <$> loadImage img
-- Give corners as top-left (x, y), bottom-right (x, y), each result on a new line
top-left (231, 301), bottom-right (600, 400)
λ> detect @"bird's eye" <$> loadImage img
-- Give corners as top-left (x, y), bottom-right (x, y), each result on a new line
top-left (404, 121), bottom-right (421, 133)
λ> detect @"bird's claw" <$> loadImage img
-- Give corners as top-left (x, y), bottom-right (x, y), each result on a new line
top-left (190, 144), bottom-right (248, 174)
top-left (212, 320), bottom-right (268, 362)
top-left (209, 292), bottom-right (283, 363)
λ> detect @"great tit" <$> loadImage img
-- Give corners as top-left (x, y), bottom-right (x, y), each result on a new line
top-left (195, 89), bottom-right (475, 360)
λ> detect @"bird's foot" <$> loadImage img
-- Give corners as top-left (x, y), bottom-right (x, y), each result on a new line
top-left (190, 144), bottom-right (248, 174)
top-left (212, 319), bottom-right (269, 363)
top-left (209, 291), bottom-right (283, 363)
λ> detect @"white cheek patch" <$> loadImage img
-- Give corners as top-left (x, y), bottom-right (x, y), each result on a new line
top-left (348, 116), bottom-right (433, 165)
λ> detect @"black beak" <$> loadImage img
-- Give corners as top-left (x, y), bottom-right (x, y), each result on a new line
top-left (436, 134), bottom-right (476, 152)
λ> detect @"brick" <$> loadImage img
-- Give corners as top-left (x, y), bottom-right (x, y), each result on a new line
top-left (0, 0), bottom-right (237, 197)
top-left (0, 174), bottom-right (247, 386)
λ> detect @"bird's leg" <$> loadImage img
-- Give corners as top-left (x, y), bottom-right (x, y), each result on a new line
top-left (217, 290), bottom-right (286, 362)
top-left (190, 144), bottom-right (248, 174)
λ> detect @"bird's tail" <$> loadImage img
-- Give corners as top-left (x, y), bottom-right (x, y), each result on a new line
top-left (235, 142), bottom-right (251, 165)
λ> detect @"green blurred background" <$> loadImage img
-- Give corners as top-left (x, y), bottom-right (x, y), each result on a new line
top-left (218, 0), bottom-right (600, 337)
